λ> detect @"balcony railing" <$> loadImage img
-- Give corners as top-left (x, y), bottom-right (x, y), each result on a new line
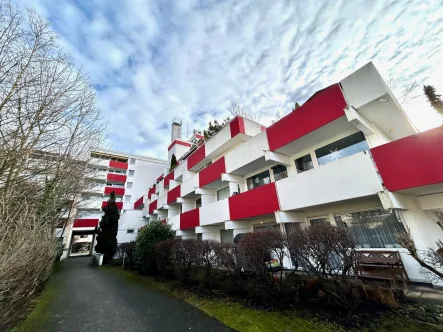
top-left (180, 208), bottom-right (200, 230)
top-left (109, 160), bottom-right (128, 170)
top-left (102, 201), bottom-right (123, 209)
top-left (275, 151), bottom-right (382, 211)
top-left (107, 173), bottom-right (127, 182)
top-left (104, 187), bottom-right (125, 196)
top-left (73, 218), bottom-right (99, 228)
top-left (200, 198), bottom-right (230, 226)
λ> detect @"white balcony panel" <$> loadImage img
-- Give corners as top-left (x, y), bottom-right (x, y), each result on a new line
top-left (181, 174), bottom-right (198, 197)
top-left (90, 158), bottom-right (109, 167)
top-left (157, 193), bottom-right (166, 208)
top-left (276, 152), bottom-right (382, 211)
top-left (77, 199), bottom-right (102, 210)
top-left (205, 125), bottom-right (232, 156)
top-left (168, 214), bottom-right (180, 231)
top-left (200, 199), bottom-right (230, 226)
top-left (225, 131), bottom-right (269, 174)
top-left (173, 159), bottom-right (187, 180)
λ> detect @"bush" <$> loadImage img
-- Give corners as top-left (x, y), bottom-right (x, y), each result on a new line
top-left (286, 223), bottom-right (357, 308)
top-left (171, 239), bottom-right (202, 285)
top-left (155, 239), bottom-right (177, 277)
top-left (134, 221), bottom-right (174, 274)
top-left (199, 240), bottom-right (219, 289)
top-left (117, 242), bottom-right (136, 269)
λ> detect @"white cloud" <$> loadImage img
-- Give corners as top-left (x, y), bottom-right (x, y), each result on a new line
top-left (15, 0), bottom-right (443, 159)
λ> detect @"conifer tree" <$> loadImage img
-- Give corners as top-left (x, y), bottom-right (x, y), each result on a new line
top-left (169, 154), bottom-right (177, 172)
top-left (95, 191), bottom-right (119, 263)
top-left (424, 85), bottom-right (443, 115)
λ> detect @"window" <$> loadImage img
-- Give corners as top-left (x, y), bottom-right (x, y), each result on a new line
top-left (284, 222), bottom-right (301, 235)
top-left (124, 195), bottom-right (131, 202)
top-left (217, 187), bottom-right (230, 201)
top-left (128, 170), bottom-right (135, 176)
top-left (196, 198), bottom-right (202, 208)
top-left (309, 217), bottom-right (328, 226)
top-left (126, 182), bottom-right (133, 189)
top-left (197, 233), bottom-right (203, 241)
top-left (315, 132), bottom-right (369, 166)
top-left (295, 154), bottom-right (314, 173)
top-left (220, 230), bottom-right (234, 243)
top-left (334, 209), bottom-right (406, 248)
top-left (246, 169), bottom-right (271, 190)
top-left (80, 235), bottom-right (88, 238)
top-left (127, 229), bottom-right (135, 234)
top-left (254, 224), bottom-right (280, 232)
top-left (129, 158), bottom-right (136, 164)
top-left (272, 164), bottom-right (288, 181)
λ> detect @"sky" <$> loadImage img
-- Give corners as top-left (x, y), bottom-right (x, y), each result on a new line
top-left (17, 0), bottom-right (443, 160)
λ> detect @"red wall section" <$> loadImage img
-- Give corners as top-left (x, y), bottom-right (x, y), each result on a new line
top-left (180, 208), bottom-right (200, 229)
top-left (228, 183), bottom-right (280, 220)
top-left (164, 170), bottom-right (174, 187)
top-left (167, 185), bottom-right (181, 204)
top-left (102, 201), bottom-right (123, 209)
top-left (199, 157), bottom-right (226, 187)
top-left (168, 139), bottom-right (192, 151)
top-left (230, 116), bottom-right (246, 138)
top-left (148, 200), bottom-right (157, 214)
top-left (73, 218), bottom-right (99, 228)
top-left (157, 174), bottom-right (164, 182)
top-left (104, 187), bottom-right (125, 196)
top-left (109, 160), bottom-right (128, 170)
top-left (148, 185), bottom-right (156, 199)
top-left (371, 126), bottom-right (443, 191)
top-left (106, 173), bottom-right (127, 182)
top-left (266, 84), bottom-right (346, 151)
top-left (134, 196), bottom-right (144, 209)
top-left (187, 145), bottom-right (206, 170)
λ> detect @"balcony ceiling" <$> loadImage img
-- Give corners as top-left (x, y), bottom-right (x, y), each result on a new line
top-left (399, 183), bottom-right (443, 196)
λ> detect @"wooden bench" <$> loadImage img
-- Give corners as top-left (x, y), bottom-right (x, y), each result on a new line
top-left (354, 250), bottom-right (409, 289)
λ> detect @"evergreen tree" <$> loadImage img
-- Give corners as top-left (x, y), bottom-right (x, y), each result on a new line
top-left (423, 85), bottom-right (443, 115)
top-left (95, 191), bottom-right (119, 263)
top-left (292, 102), bottom-right (301, 112)
top-left (203, 117), bottom-right (230, 141)
top-left (169, 154), bottom-right (177, 172)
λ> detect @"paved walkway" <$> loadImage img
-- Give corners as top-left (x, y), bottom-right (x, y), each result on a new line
top-left (28, 257), bottom-right (233, 332)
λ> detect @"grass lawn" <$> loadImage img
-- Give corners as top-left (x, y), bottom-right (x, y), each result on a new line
top-left (103, 265), bottom-right (439, 332)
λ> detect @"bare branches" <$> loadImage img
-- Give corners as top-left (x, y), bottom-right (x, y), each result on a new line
top-left (387, 74), bottom-right (420, 106)
top-left (227, 99), bottom-right (262, 122)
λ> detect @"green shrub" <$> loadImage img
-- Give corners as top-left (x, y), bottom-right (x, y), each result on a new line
top-left (135, 221), bottom-right (174, 274)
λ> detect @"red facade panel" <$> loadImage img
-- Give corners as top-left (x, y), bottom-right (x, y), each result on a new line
top-left (157, 174), bottom-right (164, 182)
top-left (266, 84), bottom-right (347, 151)
top-left (228, 183), bottom-right (280, 220)
top-left (109, 160), bottom-right (128, 170)
top-left (104, 187), bottom-right (125, 196)
top-left (148, 185), bottom-right (156, 199)
top-left (230, 116), bottom-right (246, 138)
top-left (148, 200), bottom-right (157, 214)
top-left (101, 201), bottom-right (123, 209)
top-left (371, 126), bottom-right (443, 191)
top-left (199, 157), bottom-right (226, 187)
top-left (187, 145), bottom-right (206, 170)
top-left (180, 208), bottom-right (200, 229)
top-left (167, 185), bottom-right (181, 204)
top-left (106, 173), bottom-right (127, 182)
top-left (73, 218), bottom-right (99, 228)
top-left (134, 196), bottom-right (144, 209)
top-left (164, 170), bottom-right (174, 188)
top-left (168, 139), bottom-right (192, 151)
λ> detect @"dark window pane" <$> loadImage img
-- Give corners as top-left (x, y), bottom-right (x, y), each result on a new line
top-left (196, 198), bottom-right (202, 208)
top-left (315, 132), bottom-right (369, 166)
top-left (220, 230), bottom-right (234, 243)
top-left (284, 222), bottom-right (301, 234)
top-left (246, 170), bottom-right (271, 190)
top-left (295, 154), bottom-right (314, 173)
top-left (272, 164), bottom-right (288, 181)
top-left (309, 218), bottom-right (328, 226)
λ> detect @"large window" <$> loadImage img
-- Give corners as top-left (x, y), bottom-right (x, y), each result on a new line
top-left (284, 222), bottom-right (301, 235)
top-left (217, 187), bottom-right (230, 201)
top-left (272, 164), bottom-right (288, 181)
top-left (220, 230), bottom-right (234, 243)
top-left (254, 224), bottom-right (280, 232)
top-left (295, 154), bottom-right (314, 173)
top-left (315, 132), bottom-right (369, 166)
top-left (334, 209), bottom-right (406, 248)
top-left (246, 169), bottom-right (271, 190)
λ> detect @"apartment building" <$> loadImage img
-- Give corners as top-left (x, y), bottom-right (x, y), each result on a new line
top-left (142, 62), bottom-right (443, 285)
top-left (61, 150), bottom-right (167, 254)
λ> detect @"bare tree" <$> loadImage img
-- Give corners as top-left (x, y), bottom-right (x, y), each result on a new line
top-left (228, 99), bottom-right (262, 123)
top-left (387, 74), bottom-right (420, 106)
top-left (0, 1), bottom-right (106, 329)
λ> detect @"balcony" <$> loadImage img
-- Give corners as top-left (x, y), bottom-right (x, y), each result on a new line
top-left (275, 151), bottom-right (382, 211)
top-left (73, 218), bottom-right (99, 228)
top-left (168, 214), bottom-right (180, 231)
top-left (109, 160), bottom-right (128, 170)
top-left (148, 200), bottom-right (157, 214)
top-left (181, 174), bottom-right (198, 197)
top-left (200, 199), bottom-right (230, 226)
top-left (180, 208), bottom-right (200, 230)
top-left (104, 186), bottom-right (125, 196)
top-left (90, 158), bottom-right (109, 167)
top-left (228, 182), bottom-right (280, 220)
top-left (371, 126), bottom-right (443, 193)
top-left (167, 185), bottom-right (181, 204)
top-left (148, 185), bottom-right (156, 199)
top-left (187, 145), bottom-right (206, 171)
top-left (199, 157), bottom-right (226, 188)
top-left (101, 201), bottom-right (123, 210)
top-left (134, 196), bottom-right (144, 210)
top-left (77, 199), bottom-right (102, 210)
top-left (107, 173), bottom-right (127, 183)
top-left (164, 170), bottom-right (174, 188)
top-left (266, 84), bottom-right (347, 154)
